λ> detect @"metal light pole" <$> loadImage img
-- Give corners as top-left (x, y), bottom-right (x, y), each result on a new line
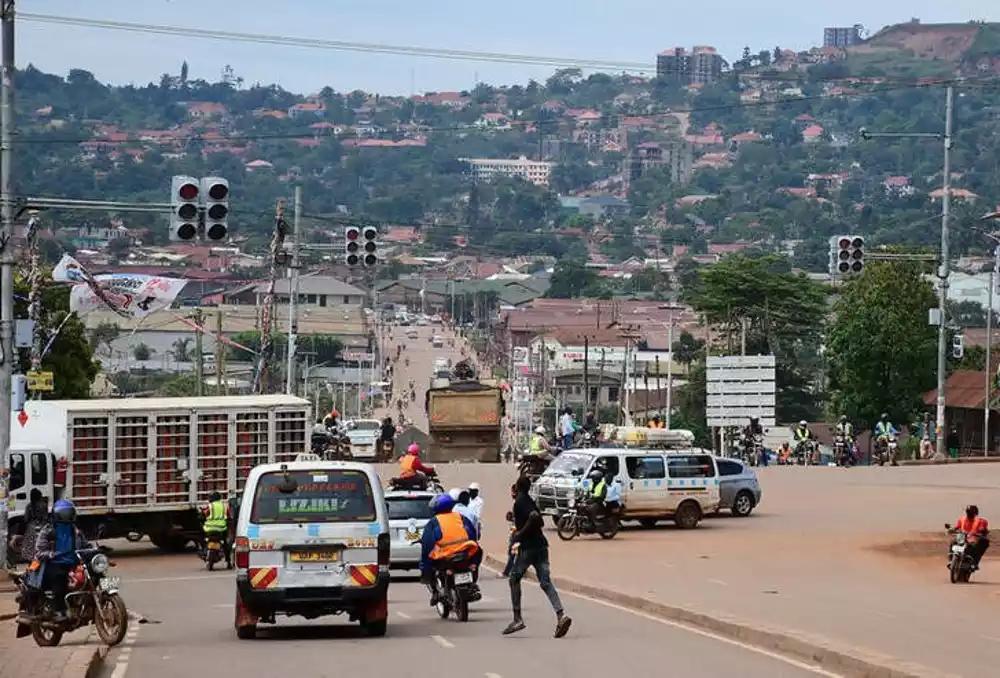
top-left (0, 0), bottom-right (16, 572)
top-left (860, 84), bottom-right (954, 458)
top-left (980, 215), bottom-right (1000, 456)
top-left (284, 186), bottom-right (302, 395)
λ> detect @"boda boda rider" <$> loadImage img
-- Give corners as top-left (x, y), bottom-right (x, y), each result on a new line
top-left (399, 443), bottom-right (435, 482)
top-left (585, 469), bottom-right (608, 526)
top-left (322, 408), bottom-right (341, 431)
top-left (954, 504), bottom-right (990, 570)
top-left (419, 493), bottom-right (482, 603)
top-left (34, 499), bottom-right (92, 622)
top-left (529, 426), bottom-right (556, 459)
top-left (874, 413), bottom-right (898, 443)
top-left (835, 415), bottom-right (854, 443)
top-left (201, 491), bottom-right (233, 569)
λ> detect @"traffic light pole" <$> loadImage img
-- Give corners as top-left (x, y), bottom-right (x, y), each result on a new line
top-left (0, 0), bottom-right (14, 573)
top-left (285, 186), bottom-right (302, 396)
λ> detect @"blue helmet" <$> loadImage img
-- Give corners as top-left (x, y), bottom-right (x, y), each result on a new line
top-left (52, 499), bottom-right (76, 523)
top-left (429, 493), bottom-right (455, 515)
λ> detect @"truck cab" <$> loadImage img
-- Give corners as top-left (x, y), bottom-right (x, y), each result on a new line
top-left (7, 444), bottom-right (63, 527)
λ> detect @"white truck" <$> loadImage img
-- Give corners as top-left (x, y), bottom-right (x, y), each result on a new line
top-left (7, 395), bottom-right (311, 553)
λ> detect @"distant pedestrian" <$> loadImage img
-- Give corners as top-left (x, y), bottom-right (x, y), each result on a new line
top-left (503, 475), bottom-right (572, 638)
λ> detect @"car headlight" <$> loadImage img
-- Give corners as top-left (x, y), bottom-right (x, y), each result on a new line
top-left (90, 553), bottom-right (110, 574)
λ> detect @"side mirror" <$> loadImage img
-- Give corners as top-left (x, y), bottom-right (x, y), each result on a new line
top-left (571, 467), bottom-right (583, 477)
top-left (944, 523), bottom-right (951, 530)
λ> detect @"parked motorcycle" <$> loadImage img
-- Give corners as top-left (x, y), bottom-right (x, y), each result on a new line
top-left (946, 525), bottom-right (978, 583)
top-left (431, 553), bottom-right (481, 622)
top-left (556, 488), bottom-right (622, 541)
top-left (13, 546), bottom-right (128, 648)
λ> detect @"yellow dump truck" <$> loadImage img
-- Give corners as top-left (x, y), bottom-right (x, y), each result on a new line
top-left (424, 381), bottom-right (504, 463)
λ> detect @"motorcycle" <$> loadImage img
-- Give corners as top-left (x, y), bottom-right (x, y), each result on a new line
top-left (13, 546), bottom-right (128, 648)
top-left (431, 553), bottom-right (480, 622)
top-left (377, 439), bottom-right (394, 463)
top-left (202, 533), bottom-right (226, 571)
top-left (389, 470), bottom-right (444, 494)
top-left (576, 430), bottom-right (599, 449)
top-left (946, 525), bottom-right (978, 583)
top-left (556, 488), bottom-right (622, 541)
top-left (794, 439), bottom-right (814, 465)
top-left (741, 433), bottom-right (763, 467)
top-left (517, 452), bottom-right (558, 483)
top-left (833, 434), bottom-right (853, 467)
top-left (873, 435), bottom-right (898, 466)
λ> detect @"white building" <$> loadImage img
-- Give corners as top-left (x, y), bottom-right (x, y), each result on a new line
top-left (463, 156), bottom-right (555, 186)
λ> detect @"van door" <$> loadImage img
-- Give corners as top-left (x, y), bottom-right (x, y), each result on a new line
top-left (8, 451), bottom-right (26, 518)
top-left (623, 454), bottom-right (667, 514)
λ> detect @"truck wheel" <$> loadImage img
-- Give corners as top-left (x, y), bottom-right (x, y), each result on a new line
top-left (149, 533), bottom-right (190, 553)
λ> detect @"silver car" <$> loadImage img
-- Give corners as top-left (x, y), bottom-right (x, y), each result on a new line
top-left (714, 457), bottom-right (761, 517)
top-left (384, 490), bottom-right (436, 571)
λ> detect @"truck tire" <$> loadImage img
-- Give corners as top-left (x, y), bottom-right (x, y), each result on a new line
top-left (149, 533), bottom-right (190, 553)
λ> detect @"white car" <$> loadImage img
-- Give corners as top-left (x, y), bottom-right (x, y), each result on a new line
top-left (345, 419), bottom-right (381, 460)
top-left (384, 490), bottom-right (436, 571)
top-left (431, 335), bottom-right (444, 348)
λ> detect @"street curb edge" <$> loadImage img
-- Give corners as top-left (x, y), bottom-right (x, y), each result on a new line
top-left (483, 553), bottom-right (950, 678)
top-left (81, 643), bottom-right (109, 678)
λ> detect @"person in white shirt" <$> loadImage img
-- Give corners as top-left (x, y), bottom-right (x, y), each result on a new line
top-left (449, 487), bottom-right (479, 525)
top-left (467, 482), bottom-right (484, 522)
top-left (560, 408), bottom-right (575, 449)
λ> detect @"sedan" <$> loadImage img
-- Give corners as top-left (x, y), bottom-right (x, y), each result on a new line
top-left (714, 457), bottom-right (762, 517)
top-left (384, 490), bottom-right (436, 571)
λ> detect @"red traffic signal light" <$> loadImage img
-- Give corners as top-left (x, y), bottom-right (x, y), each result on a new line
top-left (346, 227), bottom-right (360, 241)
top-left (838, 237), bottom-right (851, 250)
top-left (178, 182), bottom-right (199, 201)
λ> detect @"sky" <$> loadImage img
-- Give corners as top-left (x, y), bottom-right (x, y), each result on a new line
top-left (14, 0), bottom-right (1000, 96)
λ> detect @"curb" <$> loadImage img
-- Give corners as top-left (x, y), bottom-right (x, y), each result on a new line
top-left (483, 553), bottom-right (951, 678)
top-left (899, 456), bottom-right (1000, 466)
top-left (79, 642), bottom-right (109, 678)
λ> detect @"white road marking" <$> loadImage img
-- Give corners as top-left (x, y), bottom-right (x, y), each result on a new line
top-left (707, 578), bottom-right (729, 586)
top-left (431, 634), bottom-right (455, 648)
top-left (109, 620), bottom-right (141, 678)
top-left (211, 604), bottom-right (231, 609)
top-left (396, 610), bottom-right (412, 619)
top-left (485, 673), bottom-right (503, 678)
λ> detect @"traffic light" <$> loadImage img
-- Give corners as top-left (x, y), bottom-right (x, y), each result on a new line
top-left (201, 176), bottom-right (229, 241)
top-left (170, 175), bottom-right (199, 241)
top-left (952, 333), bottom-right (965, 359)
top-left (362, 226), bottom-right (378, 267)
top-left (345, 226), bottom-right (361, 266)
top-left (832, 235), bottom-right (864, 275)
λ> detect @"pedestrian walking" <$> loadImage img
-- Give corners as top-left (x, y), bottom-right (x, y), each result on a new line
top-left (503, 475), bottom-right (572, 638)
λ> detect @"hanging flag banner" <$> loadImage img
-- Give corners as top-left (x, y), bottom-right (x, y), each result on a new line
top-left (53, 254), bottom-right (187, 319)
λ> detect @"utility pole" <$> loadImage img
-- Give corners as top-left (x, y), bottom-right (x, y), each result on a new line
top-left (285, 186), bottom-right (302, 395)
top-left (194, 308), bottom-right (204, 396)
top-left (979, 220), bottom-right (1000, 456)
top-left (860, 84), bottom-right (954, 458)
top-left (583, 336), bottom-right (590, 412)
top-left (214, 310), bottom-right (224, 395)
top-left (0, 0), bottom-right (16, 571)
top-left (666, 311), bottom-right (675, 429)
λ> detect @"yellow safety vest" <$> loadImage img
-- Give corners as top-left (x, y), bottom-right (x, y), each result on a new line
top-left (204, 500), bottom-right (228, 533)
top-left (591, 479), bottom-right (606, 499)
top-left (529, 435), bottom-right (544, 453)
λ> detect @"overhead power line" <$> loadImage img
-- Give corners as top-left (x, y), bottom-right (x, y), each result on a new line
top-left (19, 13), bottom-right (657, 72)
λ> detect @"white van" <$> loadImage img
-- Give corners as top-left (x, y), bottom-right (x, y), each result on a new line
top-left (531, 428), bottom-right (720, 529)
top-left (233, 457), bottom-right (391, 639)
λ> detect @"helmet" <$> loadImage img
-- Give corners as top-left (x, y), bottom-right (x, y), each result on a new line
top-left (588, 469), bottom-right (604, 481)
top-left (799, 420), bottom-right (807, 427)
top-left (430, 494), bottom-right (456, 514)
top-left (534, 426), bottom-right (545, 434)
top-left (407, 443), bottom-right (420, 455)
top-left (448, 488), bottom-right (461, 501)
top-left (750, 416), bottom-right (759, 422)
top-left (966, 504), bottom-right (979, 518)
top-left (840, 415), bottom-right (847, 423)
top-left (329, 408), bottom-right (340, 419)
top-left (52, 499), bottom-right (76, 523)
top-left (468, 482), bottom-right (480, 492)
top-left (880, 413), bottom-right (888, 420)
top-left (210, 491), bottom-right (222, 502)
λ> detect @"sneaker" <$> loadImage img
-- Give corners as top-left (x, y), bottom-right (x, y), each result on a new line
top-left (554, 614), bottom-right (572, 638)
top-left (502, 619), bottom-right (526, 635)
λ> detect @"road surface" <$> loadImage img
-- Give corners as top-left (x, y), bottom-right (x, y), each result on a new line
top-left (100, 544), bottom-right (828, 678)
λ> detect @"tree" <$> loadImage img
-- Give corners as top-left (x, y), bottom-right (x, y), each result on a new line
top-left (773, 46), bottom-right (782, 63)
top-left (171, 337), bottom-right (193, 362)
top-left (671, 331), bottom-right (706, 370)
top-left (88, 321), bottom-right (120, 358)
top-left (671, 360), bottom-right (710, 446)
top-left (133, 342), bottom-right (152, 361)
top-left (14, 282), bottom-right (99, 399)
top-left (826, 261), bottom-right (938, 430)
top-left (685, 254), bottom-right (827, 421)
top-left (545, 260), bottom-right (604, 299)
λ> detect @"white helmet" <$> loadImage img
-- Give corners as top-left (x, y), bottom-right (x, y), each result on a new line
top-left (448, 488), bottom-right (461, 500)
top-left (799, 420), bottom-right (807, 427)
top-left (534, 425), bottom-right (546, 434)
top-left (468, 482), bottom-right (480, 491)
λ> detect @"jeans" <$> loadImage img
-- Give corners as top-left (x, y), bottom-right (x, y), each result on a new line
top-left (561, 434), bottom-right (573, 449)
top-left (509, 546), bottom-right (563, 619)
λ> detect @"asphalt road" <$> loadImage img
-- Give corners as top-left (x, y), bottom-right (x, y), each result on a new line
top-left (99, 547), bottom-right (830, 678)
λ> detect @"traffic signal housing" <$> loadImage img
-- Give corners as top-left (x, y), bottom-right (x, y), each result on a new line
top-left (831, 235), bottom-right (864, 275)
top-left (952, 332), bottom-right (965, 359)
top-left (170, 175), bottom-right (199, 241)
top-left (201, 176), bottom-right (229, 241)
top-left (362, 226), bottom-right (378, 267)
top-left (345, 226), bottom-right (361, 266)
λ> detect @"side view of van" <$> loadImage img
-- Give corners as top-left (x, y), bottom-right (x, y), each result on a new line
top-left (233, 458), bottom-right (391, 639)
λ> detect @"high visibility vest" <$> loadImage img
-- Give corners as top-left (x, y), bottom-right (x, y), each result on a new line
top-left (591, 479), bottom-right (606, 499)
top-left (204, 500), bottom-right (228, 533)
top-left (529, 435), bottom-right (544, 453)
top-left (429, 512), bottom-right (479, 561)
top-left (399, 454), bottom-right (418, 478)
top-left (957, 515), bottom-right (988, 540)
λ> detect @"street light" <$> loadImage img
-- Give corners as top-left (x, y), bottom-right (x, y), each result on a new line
top-left (859, 85), bottom-right (954, 458)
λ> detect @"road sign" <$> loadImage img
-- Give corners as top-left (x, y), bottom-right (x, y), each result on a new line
top-left (705, 355), bottom-right (776, 428)
top-left (27, 370), bottom-right (54, 392)
top-left (342, 351), bottom-right (375, 362)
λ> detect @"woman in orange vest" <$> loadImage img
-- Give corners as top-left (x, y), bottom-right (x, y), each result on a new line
top-left (419, 493), bottom-right (481, 604)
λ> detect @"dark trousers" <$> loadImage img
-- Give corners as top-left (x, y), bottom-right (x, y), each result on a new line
top-left (971, 538), bottom-right (991, 567)
top-left (42, 561), bottom-right (71, 613)
top-left (509, 546), bottom-right (563, 619)
top-left (203, 530), bottom-right (232, 564)
top-left (501, 530), bottom-right (516, 575)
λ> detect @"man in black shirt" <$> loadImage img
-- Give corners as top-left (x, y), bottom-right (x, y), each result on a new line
top-left (503, 475), bottom-right (572, 638)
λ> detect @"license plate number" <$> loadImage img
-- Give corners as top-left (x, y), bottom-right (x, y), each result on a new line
top-left (400, 529), bottom-right (421, 540)
top-left (207, 542), bottom-right (221, 550)
top-left (290, 551), bottom-right (339, 563)
top-left (952, 546), bottom-right (965, 554)
top-left (454, 572), bottom-right (473, 584)
top-left (99, 577), bottom-right (120, 592)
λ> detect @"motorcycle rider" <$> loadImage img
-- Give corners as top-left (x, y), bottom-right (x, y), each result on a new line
top-left (743, 416), bottom-right (765, 459)
top-left (585, 469), bottom-right (608, 527)
top-left (201, 491), bottom-right (233, 569)
top-left (379, 416), bottom-right (396, 458)
top-left (582, 411), bottom-right (600, 438)
top-left (399, 443), bottom-right (435, 486)
top-left (953, 504), bottom-right (990, 570)
top-left (835, 415), bottom-right (854, 443)
top-left (874, 413), bottom-right (898, 455)
top-left (322, 407), bottom-right (341, 431)
top-left (528, 425), bottom-right (556, 460)
top-left (646, 415), bottom-right (665, 429)
top-left (33, 499), bottom-right (91, 622)
top-left (420, 493), bottom-right (482, 605)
